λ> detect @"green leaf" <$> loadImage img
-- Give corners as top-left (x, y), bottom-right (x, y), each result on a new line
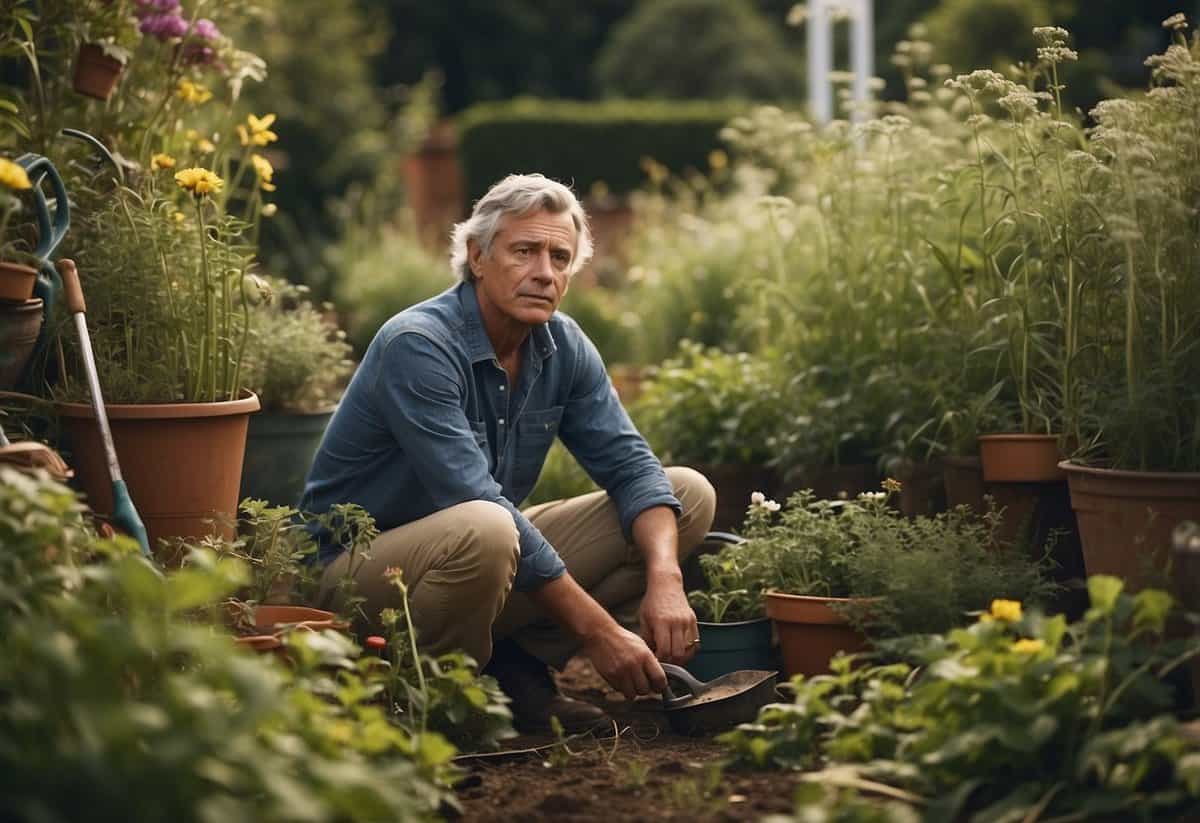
top-left (1132, 589), bottom-right (1172, 635)
top-left (1088, 576), bottom-right (1124, 616)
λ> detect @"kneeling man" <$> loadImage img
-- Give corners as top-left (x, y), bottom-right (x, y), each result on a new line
top-left (301, 173), bottom-right (715, 732)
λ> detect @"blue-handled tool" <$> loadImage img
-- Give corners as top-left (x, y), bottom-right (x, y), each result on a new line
top-left (56, 258), bottom-right (151, 558)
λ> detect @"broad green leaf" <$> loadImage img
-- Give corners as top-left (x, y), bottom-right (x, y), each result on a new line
top-left (1088, 576), bottom-right (1124, 615)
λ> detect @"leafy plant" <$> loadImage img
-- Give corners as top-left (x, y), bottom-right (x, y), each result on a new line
top-left (722, 577), bottom-right (1200, 822)
top-left (240, 276), bottom-right (354, 412)
top-left (0, 467), bottom-right (457, 821)
top-left (633, 341), bottom-right (791, 466)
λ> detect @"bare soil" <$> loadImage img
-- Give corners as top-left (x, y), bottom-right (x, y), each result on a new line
top-left (453, 657), bottom-right (801, 822)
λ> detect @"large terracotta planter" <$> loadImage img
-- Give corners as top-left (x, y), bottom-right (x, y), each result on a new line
top-left (686, 617), bottom-right (776, 682)
top-left (0, 297), bottom-right (42, 391)
top-left (891, 458), bottom-right (945, 517)
top-left (240, 408), bottom-right (333, 507)
top-left (0, 261), bottom-right (37, 302)
top-left (73, 43), bottom-right (123, 100)
top-left (764, 592), bottom-right (869, 678)
top-left (687, 462), bottom-right (778, 533)
top-left (1061, 461), bottom-right (1200, 591)
top-left (978, 434), bottom-right (1066, 483)
top-left (57, 393), bottom-right (260, 550)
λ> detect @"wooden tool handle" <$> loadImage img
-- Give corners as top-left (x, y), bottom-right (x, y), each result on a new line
top-left (57, 258), bottom-right (86, 315)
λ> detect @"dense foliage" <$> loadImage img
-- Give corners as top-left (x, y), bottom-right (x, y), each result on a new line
top-left (723, 577), bottom-right (1200, 822)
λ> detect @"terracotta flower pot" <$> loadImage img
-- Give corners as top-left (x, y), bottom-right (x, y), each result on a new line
top-left (0, 261), bottom-right (37, 302)
top-left (764, 591), bottom-right (870, 678)
top-left (978, 434), bottom-right (1066, 483)
top-left (942, 454), bottom-right (987, 514)
top-left (250, 604), bottom-right (349, 633)
top-left (56, 393), bottom-right (260, 551)
top-left (1061, 461), bottom-right (1200, 591)
top-left (0, 297), bottom-right (42, 391)
top-left (73, 43), bottom-right (124, 100)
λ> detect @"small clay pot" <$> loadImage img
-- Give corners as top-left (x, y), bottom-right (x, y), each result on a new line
top-left (251, 604), bottom-right (350, 633)
top-left (0, 297), bottom-right (42, 391)
top-left (73, 43), bottom-right (124, 101)
top-left (0, 261), bottom-right (37, 302)
top-left (764, 591), bottom-right (870, 678)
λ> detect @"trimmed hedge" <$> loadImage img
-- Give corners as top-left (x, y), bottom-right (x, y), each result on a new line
top-left (456, 98), bottom-right (745, 204)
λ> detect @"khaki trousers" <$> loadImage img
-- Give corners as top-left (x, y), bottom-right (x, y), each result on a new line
top-left (319, 466), bottom-right (716, 669)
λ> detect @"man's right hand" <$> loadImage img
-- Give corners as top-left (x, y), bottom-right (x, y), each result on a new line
top-left (581, 623), bottom-right (669, 700)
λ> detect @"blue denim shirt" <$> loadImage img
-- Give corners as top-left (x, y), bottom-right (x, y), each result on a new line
top-left (300, 282), bottom-right (681, 591)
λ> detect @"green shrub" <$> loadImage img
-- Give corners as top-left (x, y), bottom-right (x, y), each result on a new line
top-left (0, 468), bottom-right (457, 821)
top-left (594, 0), bottom-right (804, 101)
top-left (456, 98), bottom-right (743, 203)
top-left (633, 342), bottom-right (791, 466)
top-left (330, 213), bottom-right (454, 353)
top-left (240, 278), bottom-right (354, 412)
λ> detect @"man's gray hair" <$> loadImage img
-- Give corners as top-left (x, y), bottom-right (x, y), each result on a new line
top-left (450, 173), bottom-right (594, 283)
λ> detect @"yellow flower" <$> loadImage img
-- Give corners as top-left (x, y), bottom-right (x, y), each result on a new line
top-left (989, 599), bottom-right (1023, 623)
top-left (882, 478), bottom-right (903, 493)
top-left (261, 202), bottom-right (278, 217)
top-left (239, 113), bottom-right (278, 147)
top-left (176, 79), bottom-right (213, 105)
top-left (174, 167), bottom-right (224, 197)
top-left (1012, 638), bottom-right (1045, 654)
top-left (708, 149), bottom-right (728, 170)
top-left (197, 139), bottom-right (216, 154)
top-left (150, 153), bottom-right (176, 171)
top-left (0, 157), bottom-right (32, 190)
top-left (172, 211), bottom-right (186, 223)
top-left (250, 153), bottom-right (276, 191)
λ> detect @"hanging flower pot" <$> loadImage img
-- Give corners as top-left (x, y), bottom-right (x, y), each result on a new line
top-left (72, 43), bottom-right (124, 101)
top-left (977, 434), bottom-right (1066, 483)
top-left (764, 592), bottom-right (870, 678)
top-left (1061, 461), bottom-right (1200, 591)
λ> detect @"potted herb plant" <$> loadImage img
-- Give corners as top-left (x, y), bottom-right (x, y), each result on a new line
top-left (744, 483), bottom-right (1054, 676)
top-left (54, 169), bottom-right (261, 550)
top-left (685, 529), bottom-right (775, 681)
top-left (70, 1), bottom-right (139, 101)
top-left (1058, 17), bottom-right (1200, 590)
top-left (238, 278), bottom-right (353, 507)
top-left (633, 342), bottom-right (790, 532)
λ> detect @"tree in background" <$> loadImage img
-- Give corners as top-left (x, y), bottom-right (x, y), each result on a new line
top-left (594, 0), bottom-right (804, 100)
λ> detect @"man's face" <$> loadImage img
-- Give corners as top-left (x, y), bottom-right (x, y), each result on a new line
top-left (469, 209), bottom-right (576, 328)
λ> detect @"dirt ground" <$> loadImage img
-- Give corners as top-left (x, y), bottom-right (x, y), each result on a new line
top-left (453, 657), bottom-right (802, 822)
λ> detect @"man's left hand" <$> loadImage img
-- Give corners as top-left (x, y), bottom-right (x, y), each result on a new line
top-left (639, 575), bottom-right (700, 665)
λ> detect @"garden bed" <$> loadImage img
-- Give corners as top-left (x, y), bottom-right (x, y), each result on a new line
top-left (456, 657), bottom-right (802, 822)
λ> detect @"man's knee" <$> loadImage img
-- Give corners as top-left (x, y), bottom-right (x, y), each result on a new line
top-left (447, 500), bottom-right (521, 585)
top-left (664, 466), bottom-right (717, 557)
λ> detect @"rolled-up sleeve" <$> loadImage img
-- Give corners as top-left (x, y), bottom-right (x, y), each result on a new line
top-left (558, 331), bottom-right (681, 539)
top-left (374, 332), bottom-right (566, 590)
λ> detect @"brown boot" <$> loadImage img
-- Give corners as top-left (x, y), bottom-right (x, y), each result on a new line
top-left (483, 639), bottom-right (610, 734)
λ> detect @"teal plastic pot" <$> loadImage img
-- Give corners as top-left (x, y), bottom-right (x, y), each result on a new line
top-left (685, 617), bottom-right (775, 682)
top-left (239, 408), bottom-right (333, 508)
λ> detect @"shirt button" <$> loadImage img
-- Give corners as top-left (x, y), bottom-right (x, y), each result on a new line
top-left (499, 385), bottom-right (505, 392)
top-left (498, 418), bottom-right (505, 425)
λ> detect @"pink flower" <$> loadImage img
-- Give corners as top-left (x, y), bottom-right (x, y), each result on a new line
top-left (139, 12), bottom-right (188, 40)
top-left (192, 18), bottom-right (220, 41)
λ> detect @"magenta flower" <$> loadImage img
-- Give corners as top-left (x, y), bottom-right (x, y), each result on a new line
top-left (191, 18), bottom-right (221, 41)
top-left (139, 12), bottom-right (188, 40)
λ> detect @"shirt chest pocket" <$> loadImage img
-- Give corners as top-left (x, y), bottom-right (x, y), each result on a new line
top-left (512, 406), bottom-right (564, 490)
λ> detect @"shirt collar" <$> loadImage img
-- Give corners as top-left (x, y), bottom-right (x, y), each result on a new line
top-left (458, 281), bottom-right (558, 363)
